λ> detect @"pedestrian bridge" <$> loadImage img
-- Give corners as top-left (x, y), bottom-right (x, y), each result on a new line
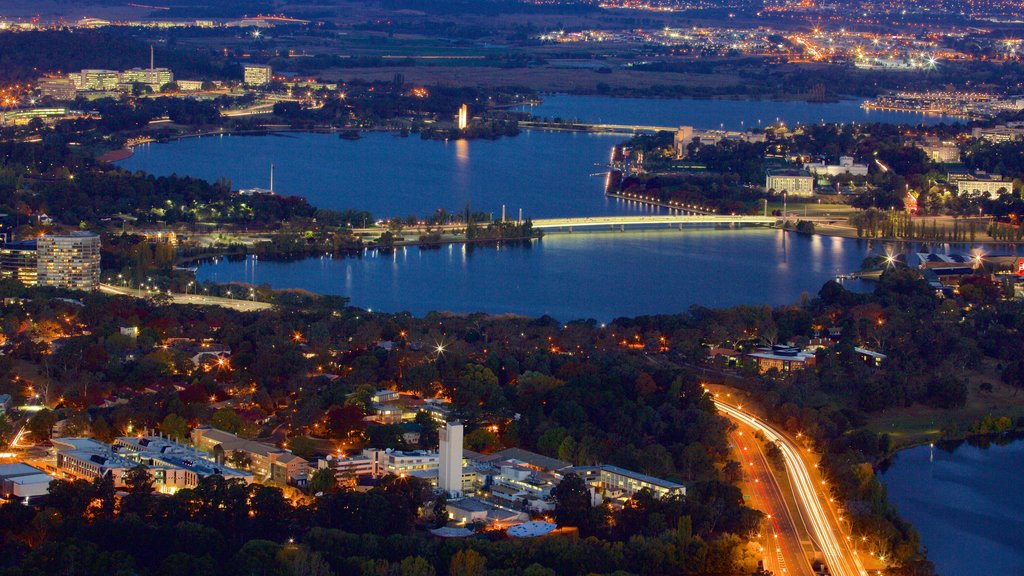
top-left (531, 215), bottom-right (780, 232)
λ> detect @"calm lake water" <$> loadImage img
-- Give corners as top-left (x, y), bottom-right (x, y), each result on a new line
top-left (117, 95), bottom-right (982, 319)
top-left (881, 439), bottom-right (1024, 576)
top-left (197, 230), bottom-right (877, 320)
top-left (517, 94), bottom-right (961, 130)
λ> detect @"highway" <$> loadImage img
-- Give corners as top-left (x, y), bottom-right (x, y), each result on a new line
top-left (730, 426), bottom-right (812, 576)
top-left (715, 399), bottom-right (868, 576)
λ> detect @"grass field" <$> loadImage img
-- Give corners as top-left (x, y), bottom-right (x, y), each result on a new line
top-left (865, 364), bottom-right (1024, 448)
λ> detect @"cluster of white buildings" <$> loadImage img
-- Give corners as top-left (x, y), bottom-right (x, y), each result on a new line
top-left (52, 435), bottom-right (252, 493)
top-left (673, 125), bottom-right (766, 157)
top-left (319, 421), bottom-right (687, 531)
top-left (802, 156), bottom-right (868, 177)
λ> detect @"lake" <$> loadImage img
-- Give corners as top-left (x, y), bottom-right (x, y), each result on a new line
top-left (117, 94), bottom-right (972, 320)
top-left (196, 230), bottom-right (877, 321)
top-left (517, 94), bottom-right (961, 130)
top-left (881, 438), bottom-right (1024, 576)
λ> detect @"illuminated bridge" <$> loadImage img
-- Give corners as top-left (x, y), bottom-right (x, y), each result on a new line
top-left (518, 121), bottom-right (678, 135)
top-left (531, 215), bottom-right (781, 232)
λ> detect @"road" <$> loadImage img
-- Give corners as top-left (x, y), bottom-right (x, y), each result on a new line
top-left (730, 425), bottom-right (812, 576)
top-left (100, 284), bottom-right (272, 312)
top-left (715, 399), bottom-right (872, 576)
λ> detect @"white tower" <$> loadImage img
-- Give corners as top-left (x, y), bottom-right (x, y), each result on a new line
top-left (438, 421), bottom-right (464, 498)
top-left (457, 104), bottom-right (468, 131)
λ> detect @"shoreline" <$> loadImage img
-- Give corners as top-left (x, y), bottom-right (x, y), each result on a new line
top-left (96, 148), bottom-right (134, 162)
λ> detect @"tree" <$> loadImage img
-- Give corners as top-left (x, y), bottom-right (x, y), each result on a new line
top-left (431, 493), bottom-right (447, 528)
top-left (124, 464), bottom-right (153, 493)
top-left (91, 415), bottom-right (114, 442)
top-left (551, 473), bottom-right (593, 529)
top-left (287, 436), bottom-right (317, 459)
top-left (449, 549), bottom-right (485, 576)
top-left (62, 409), bottom-right (91, 437)
top-left (161, 413), bottom-right (189, 441)
top-left (414, 411), bottom-right (439, 448)
top-left (308, 467), bottom-right (337, 495)
top-left (398, 556), bottom-right (436, 576)
top-left (463, 428), bottom-right (500, 453)
top-left (230, 450), bottom-right (253, 470)
top-left (210, 408), bottom-right (244, 434)
top-left (0, 413), bottom-right (12, 446)
top-left (26, 408), bottom-right (57, 441)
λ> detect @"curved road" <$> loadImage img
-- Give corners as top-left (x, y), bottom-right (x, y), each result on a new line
top-left (716, 399), bottom-right (869, 576)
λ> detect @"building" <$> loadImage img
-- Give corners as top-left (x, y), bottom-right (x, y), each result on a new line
top-left (0, 463), bottom-right (53, 498)
top-left (36, 232), bottom-right (101, 291)
top-left (673, 126), bottom-right (695, 156)
top-left (371, 389), bottom-right (399, 403)
top-left (120, 67), bottom-right (173, 90)
top-left (748, 345), bottom-right (817, 373)
top-left (54, 436), bottom-right (251, 492)
top-left (191, 426), bottom-right (308, 484)
top-left (114, 434), bottom-right (251, 492)
top-left (439, 421), bottom-right (464, 497)
top-left (0, 240), bottom-right (38, 286)
top-left (803, 156), bottom-right (869, 177)
top-left (54, 440), bottom-right (137, 487)
top-left (372, 448), bottom-right (439, 476)
top-left (766, 169), bottom-right (815, 196)
top-left (317, 452), bottom-right (375, 485)
top-left (36, 77), bottom-right (77, 101)
top-left (0, 108), bottom-right (81, 127)
top-left (918, 142), bottom-right (961, 163)
top-left (75, 69), bottom-right (121, 91)
top-left (243, 64), bottom-right (273, 86)
top-left (176, 80), bottom-right (205, 91)
top-left (958, 177), bottom-right (1012, 197)
top-left (564, 464), bottom-right (686, 500)
top-left (972, 124), bottom-right (1024, 143)
top-left (457, 104), bottom-right (469, 130)
top-left (446, 496), bottom-right (527, 527)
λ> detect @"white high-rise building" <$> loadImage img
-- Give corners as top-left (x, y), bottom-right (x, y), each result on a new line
top-left (438, 421), bottom-right (463, 498)
top-left (457, 104), bottom-right (468, 131)
top-left (36, 232), bottom-right (101, 291)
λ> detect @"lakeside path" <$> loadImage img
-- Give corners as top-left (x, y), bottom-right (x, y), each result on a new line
top-left (100, 283), bottom-right (272, 312)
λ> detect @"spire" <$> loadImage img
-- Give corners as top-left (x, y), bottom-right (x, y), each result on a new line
top-left (270, 164), bottom-right (274, 193)
top-left (150, 45), bottom-right (154, 70)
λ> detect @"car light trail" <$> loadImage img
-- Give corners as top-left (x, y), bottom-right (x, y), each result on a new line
top-left (716, 400), bottom-right (865, 576)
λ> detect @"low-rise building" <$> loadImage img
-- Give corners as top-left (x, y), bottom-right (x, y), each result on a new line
top-left (564, 464), bottom-right (686, 500)
top-left (243, 64), bottom-right (273, 86)
top-left (191, 426), bottom-right (308, 484)
top-left (917, 142), bottom-right (961, 163)
top-left (36, 77), bottom-right (77, 101)
top-left (803, 156), bottom-right (869, 177)
top-left (958, 176), bottom-right (1013, 197)
top-left (972, 124), bottom-right (1024, 143)
top-left (54, 436), bottom-right (252, 492)
top-left (748, 345), bottom-right (817, 373)
top-left (766, 169), bottom-right (815, 196)
top-left (0, 463), bottom-right (53, 498)
top-left (371, 389), bottom-right (399, 403)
